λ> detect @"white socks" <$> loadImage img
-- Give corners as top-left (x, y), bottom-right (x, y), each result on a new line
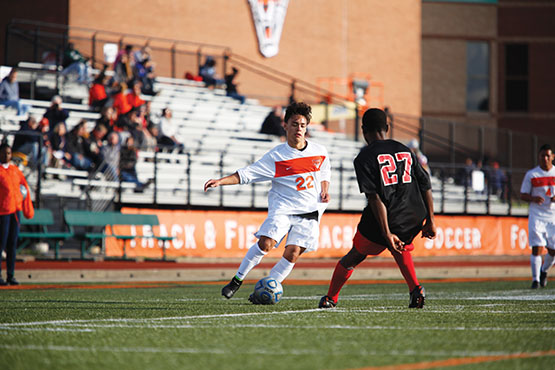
top-left (542, 253), bottom-right (555, 273)
top-left (236, 243), bottom-right (267, 281)
top-left (531, 254), bottom-right (542, 282)
top-left (269, 257), bottom-right (295, 283)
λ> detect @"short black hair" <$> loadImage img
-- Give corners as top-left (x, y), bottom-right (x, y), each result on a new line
top-left (0, 142), bottom-right (11, 151)
top-left (539, 144), bottom-right (552, 153)
top-left (361, 108), bottom-right (387, 133)
top-left (284, 101), bottom-right (311, 123)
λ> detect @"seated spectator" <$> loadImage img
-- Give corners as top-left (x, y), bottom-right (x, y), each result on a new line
top-left (48, 122), bottom-right (68, 168)
top-left (88, 124), bottom-right (108, 167)
top-left (199, 56), bottom-right (223, 88)
top-left (12, 116), bottom-right (44, 166)
top-left (97, 106), bottom-right (117, 132)
top-left (224, 67), bottom-right (246, 104)
top-left (113, 45), bottom-right (135, 84)
top-left (126, 81), bottom-right (145, 110)
top-left (134, 46), bottom-right (156, 95)
top-left (112, 82), bottom-right (133, 131)
top-left (61, 43), bottom-right (90, 84)
top-left (407, 139), bottom-right (430, 173)
top-left (0, 68), bottom-right (29, 117)
top-left (43, 96), bottom-right (69, 128)
top-left (65, 120), bottom-right (94, 171)
top-left (89, 72), bottom-right (110, 111)
top-left (120, 136), bottom-right (148, 192)
top-left (260, 106), bottom-right (286, 139)
top-left (158, 108), bottom-right (183, 151)
top-left (100, 132), bottom-right (120, 180)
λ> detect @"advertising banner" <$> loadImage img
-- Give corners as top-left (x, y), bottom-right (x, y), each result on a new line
top-left (105, 209), bottom-right (530, 258)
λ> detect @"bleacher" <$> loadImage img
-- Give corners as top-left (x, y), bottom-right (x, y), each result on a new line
top-left (0, 63), bottom-right (521, 215)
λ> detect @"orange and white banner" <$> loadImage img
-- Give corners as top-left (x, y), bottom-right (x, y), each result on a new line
top-left (105, 208), bottom-right (530, 258)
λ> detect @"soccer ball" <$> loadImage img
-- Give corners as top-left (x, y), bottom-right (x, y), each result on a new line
top-left (253, 276), bottom-right (283, 304)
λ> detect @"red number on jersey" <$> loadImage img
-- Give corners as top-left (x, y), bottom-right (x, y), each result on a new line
top-left (296, 175), bottom-right (314, 191)
top-left (378, 152), bottom-right (413, 186)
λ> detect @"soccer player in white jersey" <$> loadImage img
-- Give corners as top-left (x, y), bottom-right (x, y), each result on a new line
top-left (520, 144), bottom-right (555, 289)
top-left (204, 102), bottom-right (331, 302)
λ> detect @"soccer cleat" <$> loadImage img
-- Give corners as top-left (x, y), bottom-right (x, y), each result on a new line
top-left (0, 279), bottom-right (7, 286)
top-left (531, 280), bottom-right (539, 289)
top-left (248, 293), bottom-right (262, 305)
top-left (7, 277), bottom-right (19, 286)
top-left (221, 276), bottom-right (242, 299)
top-left (318, 295), bottom-right (336, 309)
top-left (540, 271), bottom-right (547, 288)
top-left (409, 285), bottom-right (425, 308)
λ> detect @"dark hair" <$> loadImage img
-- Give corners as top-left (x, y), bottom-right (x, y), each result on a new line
top-left (0, 142), bottom-right (11, 151)
top-left (539, 144), bottom-right (552, 153)
top-left (361, 108), bottom-right (387, 133)
top-left (284, 101), bottom-right (311, 123)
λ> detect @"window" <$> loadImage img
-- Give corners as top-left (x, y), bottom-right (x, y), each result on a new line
top-left (466, 42), bottom-right (490, 112)
top-left (505, 44), bottom-right (528, 112)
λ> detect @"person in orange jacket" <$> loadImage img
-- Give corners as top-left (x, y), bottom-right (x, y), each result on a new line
top-left (0, 142), bottom-right (34, 286)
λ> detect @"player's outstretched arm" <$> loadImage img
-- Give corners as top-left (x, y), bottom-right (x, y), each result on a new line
top-left (204, 172), bottom-right (240, 192)
top-left (320, 180), bottom-right (330, 203)
top-left (421, 189), bottom-right (436, 239)
top-left (367, 193), bottom-right (405, 253)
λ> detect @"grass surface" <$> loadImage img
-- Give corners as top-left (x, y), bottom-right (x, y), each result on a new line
top-left (0, 280), bottom-right (553, 370)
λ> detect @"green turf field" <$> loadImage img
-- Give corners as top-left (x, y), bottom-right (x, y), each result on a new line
top-left (1, 280), bottom-right (553, 370)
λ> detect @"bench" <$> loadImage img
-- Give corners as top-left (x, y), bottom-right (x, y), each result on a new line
top-left (63, 210), bottom-right (174, 259)
top-left (18, 209), bottom-right (73, 259)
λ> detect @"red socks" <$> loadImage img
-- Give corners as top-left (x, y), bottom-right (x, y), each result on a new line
top-left (391, 249), bottom-right (419, 291)
top-left (327, 262), bottom-right (354, 303)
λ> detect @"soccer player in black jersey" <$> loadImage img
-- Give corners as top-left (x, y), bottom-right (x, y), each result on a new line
top-left (319, 108), bottom-right (436, 309)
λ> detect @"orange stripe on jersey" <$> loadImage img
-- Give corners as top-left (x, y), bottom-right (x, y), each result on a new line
top-left (274, 156), bottom-right (325, 178)
top-left (531, 177), bottom-right (555, 187)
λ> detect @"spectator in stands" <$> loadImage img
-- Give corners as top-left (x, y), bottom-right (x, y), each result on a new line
top-left (0, 68), bottom-right (29, 117)
top-left (457, 157), bottom-right (475, 187)
top-left (120, 136), bottom-right (148, 192)
top-left (61, 42), bottom-right (90, 84)
top-left (199, 56), bottom-right (223, 88)
top-left (127, 81), bottom-right (145, 110)
top-left (147, 123), bottom-right (161, 151)
top-left (88, 124), bottom-right (108, 168)
top-left (49, 122), bottom-right (68, 169)
top-left (100, 132), bottom-right (120, 180)
top-left (134, 46), bottom-right (156, 95)
top-left (158, 108), bottom-right (183, 151)
top-left (224, 67), bottom-right (246, 104)
top-left (489, 161), bottom-right (507, 201)
top-left (97, 106), bottom-right (117, 132)
top-left (112, 82), bottom-right (133, 131)
top-left (66, 120), bottom-right (94, 171)
top-left (113, 45), bottom-right (135, 84)
top-left (407, 139), bottom-right (430, 173)
top-left (43, 96), bottom-right (69, 128)
top-left (89, 72), bottom-right (110, 111)
top-left (12, 116), bottom-right (44, 167)
top-left (260, 106), bottom-right (286, 139)
top-left (0, 142), bottom-right (34, 285)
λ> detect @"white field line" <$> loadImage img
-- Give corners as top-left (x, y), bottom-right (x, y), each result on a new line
top-left (0, 344), bottom-right (550, 358)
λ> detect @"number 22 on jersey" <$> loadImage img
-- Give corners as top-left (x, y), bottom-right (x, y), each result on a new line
top-left (378, 152), bottom-right (412, 186)
top-left (296, 175), bottom-right (314, 191)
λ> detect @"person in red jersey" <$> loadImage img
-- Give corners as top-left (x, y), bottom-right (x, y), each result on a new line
top-left (0, 142), bottom-right (34, 286)
top-left (319, 108), bottom-right (436, 309)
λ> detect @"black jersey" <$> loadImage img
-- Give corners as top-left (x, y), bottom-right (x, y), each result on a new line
top-left (354, 139), bottom-right (431, 245)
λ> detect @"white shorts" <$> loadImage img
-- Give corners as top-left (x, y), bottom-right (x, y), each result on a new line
top-left (255, 214), bottom-right (320, 252)
top-left (528, 218), bottom-right (555, 249)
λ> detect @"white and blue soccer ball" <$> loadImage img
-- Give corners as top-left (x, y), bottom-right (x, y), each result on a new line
top-left (253, 276), bottom-right (283, 304)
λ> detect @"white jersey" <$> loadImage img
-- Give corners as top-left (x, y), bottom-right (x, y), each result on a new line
top-left (237, 140), bottom-right (331, 216)
top-left (520, 165), bottom-right (555, 221)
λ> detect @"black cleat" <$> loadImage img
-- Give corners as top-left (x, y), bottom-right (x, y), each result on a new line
top-left (221, 276), bottom-right (242, 299)
top-left (531, 280), bottom-right (539, 289)
top-left (248, 293), bottom-right (262, 305)
top-left (7, 277), bottom-right (19, 286)
top-left (0, 279), bottom-right (7, 286)
top-left (318, 295), bottom-right (336, 309)
top-left (540, 271), bottom-right (547, 288)
top-left (409, 285), bottom-right (425, 308)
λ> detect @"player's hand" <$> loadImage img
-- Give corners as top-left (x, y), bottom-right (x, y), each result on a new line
top-left (320, 191), bottom-right (330, 203)
top-left (386, 233), bottom-right (405, 254)
top-left (204, 179), bottom-right (219, 192)
top-left (533, 196), bottom-right (545, 205)
top-left (421, 220), bottom-right (437, 239)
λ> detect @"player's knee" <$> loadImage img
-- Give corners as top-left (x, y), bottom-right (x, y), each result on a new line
top-left (340, 248), bottom-right (366, 269)
top-left (257, 237), bottom-right (276, 252)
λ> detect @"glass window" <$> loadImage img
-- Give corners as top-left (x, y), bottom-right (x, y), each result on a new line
top-left (505, 44), bottom-right (528, 112)
top-left (466, 42), bottom-right (490, 112)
